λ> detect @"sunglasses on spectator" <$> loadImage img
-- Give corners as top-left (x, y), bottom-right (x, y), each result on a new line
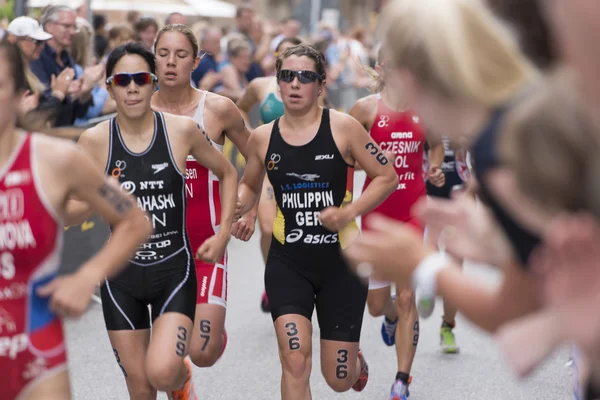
top-left (106, 72), bottom-right (158, 87)
top-left (277, 70), bottom-right (322, 84)
top-left (18, 37), bottom-right (43, 46)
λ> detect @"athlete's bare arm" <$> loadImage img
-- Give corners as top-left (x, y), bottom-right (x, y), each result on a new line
top-left (235, 124), bottom-right (271, 218)
top-left (324, 110), bottom-right (397, 226)
top-left (211, 93), bottom-right (257, 241)
top-left (181, 116), bottom-right (238, 260)
top-left (63, 121), bottom-right (112, 226)
top-left (436, 260), bottom-right (541, 333)
top-left (348, 95), bottom-right (378, 171)
top-left (38, 136), bottom-right (152, 317)
top-left (236, 78), bottom-right (261, 126)
top-left (209, 95), bottom-right (251, 157)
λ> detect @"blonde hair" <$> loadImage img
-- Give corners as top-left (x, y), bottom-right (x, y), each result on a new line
top-left (108, 24), bottom-right (135, 50)
top-left (381, 0), bottom-right (538, 107)
top-left (364, 46), bottom-right (385, 93)
top-left (72, 17), bottom-right (92, 67)
top-left (501, 68), bottom-right (600, 218)
top-left (25, 66), bottom-right (45, 94)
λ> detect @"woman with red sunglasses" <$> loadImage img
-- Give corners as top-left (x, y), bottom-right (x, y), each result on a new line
top-left (235, 43), bottom-right (398, 399)
top-left (67, 42), bottom-right (238, 400)
top-left (0, 40), bottom-right (151, 400)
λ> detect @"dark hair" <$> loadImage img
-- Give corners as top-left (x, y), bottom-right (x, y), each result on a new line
top-left (155, 24), bottom-right (199, 58)
top-left (236, 5), bottom-right (254, 18)
top-left (487, 0), bottom-right (557, 70)
top-left (165, 12), bottom-right (184, 25)
top-left (275, 44), bottom-right (327, 83)
top-left (0, 41), bottom-right (27, 94)
top-left (106, 42), bottom-right (156, 78)
top-left (275, 37), bottom-right (302, 53)
top-left (93, 13), bottom-right (107, 31)
top-left (134, 16), bottom-right (159, 34)
top-left (126, 10), bottom-right (140, 25)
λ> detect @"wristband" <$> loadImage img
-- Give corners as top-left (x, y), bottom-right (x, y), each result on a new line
top-left (412, 252), bottom-right (449, 297)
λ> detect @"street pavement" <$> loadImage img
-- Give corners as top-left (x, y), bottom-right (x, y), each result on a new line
top-left (60, 171), bottom-right (571, 399)
top-left (63, 232), bottom-right (570, 400)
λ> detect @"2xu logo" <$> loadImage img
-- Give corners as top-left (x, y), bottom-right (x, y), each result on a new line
top-left (285, 229), bottom-right (338, 245)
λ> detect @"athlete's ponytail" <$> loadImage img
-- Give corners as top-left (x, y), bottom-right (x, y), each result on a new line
top-left (362, 46), bottom-right (385, 93)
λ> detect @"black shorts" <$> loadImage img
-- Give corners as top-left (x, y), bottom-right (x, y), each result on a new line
top-left (100, 254), bottom-right (197, 331)
top-left (265, 240), bottom-right (368, 343)
top-left (426, 172), bottom-right (464, 199)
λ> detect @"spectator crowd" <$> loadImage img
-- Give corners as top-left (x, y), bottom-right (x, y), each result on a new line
top-left (0, 3), bottom-right (381, 130)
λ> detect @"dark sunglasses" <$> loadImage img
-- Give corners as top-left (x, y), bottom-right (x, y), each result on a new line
top-left (278, 70), bottom-right (322, 84)
top-left (106, 72), bottom-right (158, 87)
top-left (18, 37), bottom-right (43, 46)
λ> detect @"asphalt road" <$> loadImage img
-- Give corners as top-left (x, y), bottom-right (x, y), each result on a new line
top-left (60, 172), bottom-right (572, 400)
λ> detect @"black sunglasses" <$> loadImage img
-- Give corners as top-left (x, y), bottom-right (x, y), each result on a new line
top-left (106, 72), bottom-right (158, 87)
top-left (18, 37), bottom-right (43, 46)
top-left (278, 70), bottom-right (322, 84)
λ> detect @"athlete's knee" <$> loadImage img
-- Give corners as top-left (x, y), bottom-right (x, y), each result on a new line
top-left (366, 293), bottom-right (387, 317)
top-left (324, 374), bottom-right (354, 393)
top-left (189, 338), bottom-right (223, 367)
top-left (395, 287), bottom-right (416, 314)
top-left (190, 351), bottom-right (218, 367)
top-left (280, 350), bottom-right (311, 381)
top-left (322, 365), bottom-right (355, 393)
top-left (146, 359), bottom-right (185, 392)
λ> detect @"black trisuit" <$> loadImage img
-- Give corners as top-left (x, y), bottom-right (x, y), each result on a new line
top-left (100, 111), bottom-right (197, 330)
top-left (425, 137), bottom-right (468, 198)
top-left (264, 108), bottom-right (368, 343)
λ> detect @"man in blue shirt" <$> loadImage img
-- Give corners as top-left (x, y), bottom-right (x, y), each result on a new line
top-left (192, 27), bottom-right (223, 91)
top-left (30, 5), bottom-right (102, 127)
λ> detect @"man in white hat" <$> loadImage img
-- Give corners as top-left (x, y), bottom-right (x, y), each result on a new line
top-left (6, 16), bottom-right (53, 62)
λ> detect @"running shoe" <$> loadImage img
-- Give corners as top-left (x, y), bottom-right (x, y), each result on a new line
top-left (389, 379), bottom-right (410, 400)
top-left (416, 289), bottom-right (435, 319)
top-left (170, 358), bottom-right (198, 400)
top-left (352, 350), bottom-right (369, 392)
top-left (381, 294), bottom-right (398, 346)
top-left (260, 290), bottom-right (270, 313)
top-left (381, 316), bottom-right (398, 346)
top-left (440, 325), bottom-right (460, 354)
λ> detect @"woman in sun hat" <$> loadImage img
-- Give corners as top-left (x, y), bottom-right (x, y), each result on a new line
top-left (4, 16), bottom-right (72, 125)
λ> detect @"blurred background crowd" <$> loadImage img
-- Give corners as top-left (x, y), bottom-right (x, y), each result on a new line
top-left (0, 0), bottom-right (382, 132)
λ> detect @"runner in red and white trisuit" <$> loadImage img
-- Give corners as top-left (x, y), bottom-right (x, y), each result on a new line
top-left (0, 41), bottom-right (150, 400)
top-left (349, 46), bottom-right (445, 400)
top-left (151, 24), bottom-right (254, 369)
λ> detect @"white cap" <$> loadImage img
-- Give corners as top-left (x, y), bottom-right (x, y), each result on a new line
top-left (7, 17), bottom-right (53, 41)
